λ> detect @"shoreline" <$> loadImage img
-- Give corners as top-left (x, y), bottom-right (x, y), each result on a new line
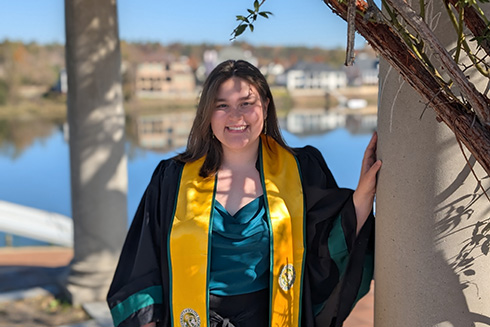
top-left (0, 85), bottom-right (378, 121)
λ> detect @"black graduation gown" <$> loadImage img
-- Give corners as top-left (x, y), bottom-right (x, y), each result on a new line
top-left (107, 145), bottom-right (374, 327)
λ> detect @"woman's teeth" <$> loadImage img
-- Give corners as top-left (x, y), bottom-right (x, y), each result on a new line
top-left (227, 126), bottom-right (246, 131)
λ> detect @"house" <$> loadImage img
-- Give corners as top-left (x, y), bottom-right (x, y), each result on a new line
top-left (282, 62), bottom-right (347, 91)
top-left (135, 58), bottom-right (196, 98)
top-left (345, 53), bottom-right (379, 86)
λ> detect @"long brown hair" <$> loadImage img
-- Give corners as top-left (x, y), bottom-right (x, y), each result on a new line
top-left (176, 59), bottom-right (290, 177)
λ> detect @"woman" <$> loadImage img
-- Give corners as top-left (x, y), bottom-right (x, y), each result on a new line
top-left (107, 60), bottom-right (381, 327)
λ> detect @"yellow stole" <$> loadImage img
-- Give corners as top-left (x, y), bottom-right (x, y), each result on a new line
top-left (169, 135), bottom-right (305, 327)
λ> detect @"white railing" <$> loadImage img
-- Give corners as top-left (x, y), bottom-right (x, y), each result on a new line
top-left (0, 201), bottom-right (73, 247)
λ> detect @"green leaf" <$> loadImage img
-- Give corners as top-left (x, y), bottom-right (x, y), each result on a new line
top-left (254, 0), bottom-right (260, 11)
top-left (259, 12), bottom-right (269, 18)
top-left (236, 15), bottom-right (247, 22)
top-left (235, 24), bottom-right (247, 37)
top-left (248, 9), bottom-right (255, 15)
top-left (249, 24), bottom-right (255, 32)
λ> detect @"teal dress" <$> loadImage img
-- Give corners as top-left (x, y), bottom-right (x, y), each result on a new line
top-left (208, 195), bottom-right (270, 326)
top-left (209, 195), bottom-right (269, 296)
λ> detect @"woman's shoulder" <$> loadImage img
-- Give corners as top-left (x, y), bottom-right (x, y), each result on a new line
top-left (292, 145), bottom-right (338, 188)
top-left (149, 157), bottom-right (185, 183)
top-left (293, 145), bottom-right (328, 167)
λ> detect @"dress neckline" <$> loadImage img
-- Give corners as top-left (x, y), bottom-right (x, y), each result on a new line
top-left (215, 195), bottom-right (263, 218)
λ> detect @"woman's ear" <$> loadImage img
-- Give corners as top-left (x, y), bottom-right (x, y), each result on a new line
top-left (264, 98), bottom-right (270, 119)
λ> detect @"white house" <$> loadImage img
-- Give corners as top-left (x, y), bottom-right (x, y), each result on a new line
top-left (283, 62), bottom-right (347, 91)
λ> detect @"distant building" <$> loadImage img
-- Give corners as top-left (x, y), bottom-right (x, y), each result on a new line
top-left (260, 62), bottom-right (286, 85)
top-left (345, 53), bottom-right (379, 86)
top-left (197, 47), bottom-right (258, 82)
top-left (217, 47), bottom-right (257, 67)
top-left (135, 58), bottom-right (196, 98)
top-left (282, 62), bottom-right (347, 91)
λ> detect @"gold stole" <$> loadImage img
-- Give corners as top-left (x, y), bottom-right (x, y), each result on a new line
top-left (169, 135), bottom-right (305, 327)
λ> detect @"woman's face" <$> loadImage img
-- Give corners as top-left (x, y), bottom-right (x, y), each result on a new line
top-left (211, 77), bottom-right (268, 155)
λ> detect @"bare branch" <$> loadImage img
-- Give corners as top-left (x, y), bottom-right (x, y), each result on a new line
top-left (386, 0), bottom-right (490, 126)
top-left (346, 0), bottom-right (357, 65)
top-left (447, 0), bottom-right (490, 56)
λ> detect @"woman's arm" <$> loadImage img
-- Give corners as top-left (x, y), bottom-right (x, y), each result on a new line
top-left (353, 132), bottom-right (382, 235)
top-left (141, 323), bottom-right (156, 327)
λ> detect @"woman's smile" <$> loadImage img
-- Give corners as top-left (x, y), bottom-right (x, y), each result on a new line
top-left (226, 125), bottom-right (248, 132)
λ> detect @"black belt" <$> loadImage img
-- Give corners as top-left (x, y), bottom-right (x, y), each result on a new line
top-left (209, 288), bottom-right (269, 327)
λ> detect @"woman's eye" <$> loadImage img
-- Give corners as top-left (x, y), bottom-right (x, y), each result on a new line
top-left (216, 104), bottom-right (227, 109)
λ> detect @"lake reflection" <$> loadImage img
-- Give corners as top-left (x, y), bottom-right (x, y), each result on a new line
top-left (125, 108), bottom-right (377, 154)
top-left (0, 109), bottom-right (376, 246)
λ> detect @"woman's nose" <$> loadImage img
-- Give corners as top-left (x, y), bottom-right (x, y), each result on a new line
top-left (228, 106), bottom-right (243, 118)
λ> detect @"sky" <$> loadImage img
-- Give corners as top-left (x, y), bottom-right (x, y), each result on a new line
top-left (0, 0), bottom-right (367, 49)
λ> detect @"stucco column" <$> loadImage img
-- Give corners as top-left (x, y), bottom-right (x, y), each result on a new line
top-left (64, 0), bottom-right (128, 304)
top-left (375, 1), bottom-right (490, 326)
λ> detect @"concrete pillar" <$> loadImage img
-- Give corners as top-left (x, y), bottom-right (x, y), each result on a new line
top-left (64, 0), bottom-right (128, 304)
top-left (375, 1), bottom-right (490, 326)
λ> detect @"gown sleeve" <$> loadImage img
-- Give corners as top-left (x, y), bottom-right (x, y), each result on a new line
top-left (295, 146), bottom-right (374, 327)
top-left (107, 160), bottom-right (176, 327)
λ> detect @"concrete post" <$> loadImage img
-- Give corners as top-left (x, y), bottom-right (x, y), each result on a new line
top-left (375, 0), bottom-right (490, 326)
top-left (64, 0), bottom-right (128, 304)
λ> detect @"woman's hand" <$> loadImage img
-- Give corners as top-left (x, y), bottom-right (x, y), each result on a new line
top-left (353, 131), bottom-right (382, 235)
top-left (141, 323), bottom-right (156, 327)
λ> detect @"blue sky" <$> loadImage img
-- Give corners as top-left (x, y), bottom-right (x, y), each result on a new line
top-left (0, 0), bottom-right (366, 49)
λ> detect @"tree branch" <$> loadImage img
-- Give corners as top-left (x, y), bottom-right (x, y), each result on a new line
top-left (386, 0), bottom-right (490, 126)
top-left (323, 0), bottom-right (490, 176)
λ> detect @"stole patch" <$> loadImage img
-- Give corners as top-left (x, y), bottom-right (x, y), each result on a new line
top-left (180, 308), bottom-right (201, 327)
top-left (278, 263), bottom-right (296, 291)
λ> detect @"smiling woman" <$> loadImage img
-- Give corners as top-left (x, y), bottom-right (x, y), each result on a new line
top-left (107, 60), bottom-right (380, 327)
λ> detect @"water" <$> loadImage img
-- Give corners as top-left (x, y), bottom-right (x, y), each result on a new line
top-left (0, 112), bottom-right (376, 246)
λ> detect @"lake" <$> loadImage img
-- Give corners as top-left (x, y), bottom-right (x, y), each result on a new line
top-left (0, 110), bottom-right (376, 246)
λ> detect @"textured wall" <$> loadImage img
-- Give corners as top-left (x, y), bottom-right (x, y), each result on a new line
top-left (375, 0), bottom-right (490, 325)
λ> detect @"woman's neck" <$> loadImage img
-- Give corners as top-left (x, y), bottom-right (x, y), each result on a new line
top-left (220, 144), bottom-right (259, 172)
top-left (217, 143), bottom-right (262, 216)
